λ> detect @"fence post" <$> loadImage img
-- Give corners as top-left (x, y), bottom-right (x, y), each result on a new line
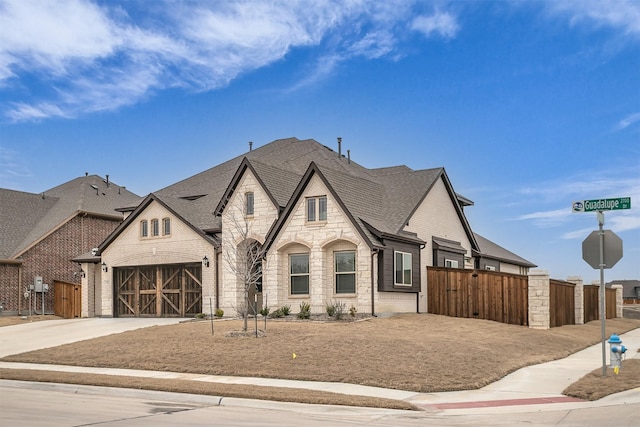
top-left (611, 284), bottom-right (623, 318)
top-left (567, 276), bottom-right (584, 325)
top-left (528, 269), bottom-right (550, 330)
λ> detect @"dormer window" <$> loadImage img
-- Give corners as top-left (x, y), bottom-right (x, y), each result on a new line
top-left (306, 196), bottom-right (327, 222)
top-left (246, 192), bottom-right (254, 216)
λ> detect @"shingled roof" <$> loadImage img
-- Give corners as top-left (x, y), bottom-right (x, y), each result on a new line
top-left (473, 233), bottom-right (536, 268)
top-left (0, 175), bottom-right (141, 260)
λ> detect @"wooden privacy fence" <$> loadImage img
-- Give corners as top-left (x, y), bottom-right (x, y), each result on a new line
top-left (427, 267), bottom-right (528, 326)
top-left (549, 280), bottom-right (575, 327)
top-left (584, 285), bottom-right (617, 322)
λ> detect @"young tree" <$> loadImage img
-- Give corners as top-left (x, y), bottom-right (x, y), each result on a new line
top-left (222, 202), bottom-right (265, 332)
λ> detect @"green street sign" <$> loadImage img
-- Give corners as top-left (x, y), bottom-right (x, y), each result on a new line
top-left (572, 197), bottom-right (631, 213)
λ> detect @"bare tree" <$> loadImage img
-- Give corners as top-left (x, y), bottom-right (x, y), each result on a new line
top-left (221, 202), bottom-right (265, 332)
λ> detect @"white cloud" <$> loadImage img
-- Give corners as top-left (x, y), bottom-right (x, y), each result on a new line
top-left (615, 112), bottom-right (640, 131)
top-left (545, 0), bottom-right (640, 36)
top-left (411, 11), bottom-right (460, 39)
top-left (2, 0), bottom-right (435, 121)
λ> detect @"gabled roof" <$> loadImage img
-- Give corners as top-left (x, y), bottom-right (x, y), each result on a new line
top-left (98, 193), bottom-right (217, 253)
top-left (0, 175), bottom-right (140, 260)
top-left (473, 233), bottom-right (537, 268)
top-left (177, 137), bottom-right (477, 252)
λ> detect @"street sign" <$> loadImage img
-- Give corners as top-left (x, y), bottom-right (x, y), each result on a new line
top-left (572, 197), bottom-right (631, 213)
top-left (582, 230), bottom-right (623, 269)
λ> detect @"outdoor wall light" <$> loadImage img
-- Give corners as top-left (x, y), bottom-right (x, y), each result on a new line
top-left (102, 262), bottom-right (108, 272)
top-left (202, 256), bottom-right (210, 267)
top-left (79, 268), bottom-right (86, 278)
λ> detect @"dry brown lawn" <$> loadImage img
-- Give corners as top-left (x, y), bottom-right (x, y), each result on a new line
top-left (1, 314), bottom-right (639, 408)
top-left (563, 358), bottom-right (640, 400)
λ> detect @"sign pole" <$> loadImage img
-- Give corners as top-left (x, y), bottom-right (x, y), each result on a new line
top-left (598, 211), bottom-right (606, 376)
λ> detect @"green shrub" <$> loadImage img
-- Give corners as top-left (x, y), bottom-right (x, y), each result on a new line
top-left (297, 301), bottom-right (311, 319)
top-left (349, 305), bottom-right (358, 318)
top-left (326, 302), bottom-right (336, 317)
top-left (270, 308), bottom-right (284, 318)
top-left (281, 304), bottom-right (291, 316)
top-left (259, 306), bottom-right (270, 317)
top-left (214, 308), bottom-right (224, 318)
top-left (195, 312), bottom-right (206, 319)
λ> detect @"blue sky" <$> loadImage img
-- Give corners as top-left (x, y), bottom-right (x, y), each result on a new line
top-left (1, 0), bottom-right (638, 282)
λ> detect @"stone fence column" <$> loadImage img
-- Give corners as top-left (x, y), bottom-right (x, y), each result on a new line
top-left (567, 276), bottom-right (583, 325)
top-left (612, 284), bottom-right (623, 318)
top-left (528, 269), bottom-right (550, 330)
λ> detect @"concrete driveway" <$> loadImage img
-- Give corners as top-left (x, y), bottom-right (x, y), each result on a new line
top-left (0, 317), bottom-right (185, 358)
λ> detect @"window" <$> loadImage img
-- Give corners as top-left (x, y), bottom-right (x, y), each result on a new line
top-left (445, 259), bottom-right (459, 268)
top-left (245, 192), bottom-right (254, 216)
top-left (162, 217), bottom-right (171, 236)
top-left (151, 219), bottom-right (159, 237)
top-left (335, 251), bottom-right (356, 294)
top-left (140, 220), bottom-right (148, 237)
top-left (394, 251), bottom-right (412, 286)
top-left (306, 196), bottom-right (327, 222)
top-left (290, 254), bottom-right (309, 295)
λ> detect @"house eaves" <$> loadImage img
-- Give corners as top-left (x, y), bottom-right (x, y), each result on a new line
top-left (472, 233), bottom-right (536, 268)
top-left (401, 169), bottom-right (479, 253)
top-left (98, 193), bottom-right (215, 254)
top-left (263, 162), bottom-right (377, 254)
top-left (213, 158), bottom-right (282, 216)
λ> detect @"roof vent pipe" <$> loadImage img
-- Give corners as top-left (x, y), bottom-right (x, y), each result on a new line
top-left (249, 141), bottom-right (253, 151)
top-left (105, 174), bottom-right (110, 187)
top-left (347, 149), bottom-right (351, 164)
top-left (337, 137), bottom-right (342, 158)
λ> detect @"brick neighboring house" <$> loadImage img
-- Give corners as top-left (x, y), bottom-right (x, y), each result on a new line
top-left (0, 175), bottom-right (140, 315)
top-left (96, 137), bottom-right (536, 318)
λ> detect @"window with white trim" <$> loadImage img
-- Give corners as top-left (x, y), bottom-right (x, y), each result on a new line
top-left (290, 253), bottom-right (309, 295)
top-left (335, 251), bottom-right (356, 294)
top-left (140, 220), bottom-right (148, 237)
top-left (394, 251), bottom-right (412, 286)
top-left (306, 196), bottom-right (327, 222)
top-left (445, 259), bottom-right (459, 268)
top-left (151, 218), bottom-right (159, 237)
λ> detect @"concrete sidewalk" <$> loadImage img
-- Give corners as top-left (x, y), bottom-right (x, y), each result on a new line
top-left (1, 318), bottom-right (639, 415)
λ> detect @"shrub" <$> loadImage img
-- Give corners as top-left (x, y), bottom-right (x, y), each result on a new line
top-left (326, 302), bottom-right (336, 317)
top-left (349, 305), bottom-right (358, 318)
top-left (281, 304), bottom-right (291, 316)
top-left (270, 308), bottom-right (284, 318)
top-left (333, 300), bottom-right (346, 320)
top-left (297, 301), bottom-right (311, 319)
top-left (214, 308), bottom-right (224, 318)
top-left (195, 312), bottom-right (206, 319)
top-left (259, 306), bottom-right (270, 317)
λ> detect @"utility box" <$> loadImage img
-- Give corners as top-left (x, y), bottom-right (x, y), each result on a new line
top-left (31, 276), bottom-right (49, 293)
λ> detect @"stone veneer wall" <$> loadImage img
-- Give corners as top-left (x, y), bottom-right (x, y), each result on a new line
top-left (528, 270), bottom-right (551, 329)
top-left (567, 276), bottom-right (584, 325)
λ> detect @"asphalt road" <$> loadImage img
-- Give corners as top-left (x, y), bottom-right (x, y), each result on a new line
top-left (2, 380), bottom-right (640, 427)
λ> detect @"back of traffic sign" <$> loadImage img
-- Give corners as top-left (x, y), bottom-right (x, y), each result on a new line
top-left (582, 230), bottom-right (623, 269)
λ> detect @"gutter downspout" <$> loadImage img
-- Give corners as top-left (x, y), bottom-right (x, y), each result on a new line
top-left (371, 249), bottom-right (378, 317)
top-left (18, 265), bottom-right (22, 315)
top-left (215, 250), bottom-right (221, 309)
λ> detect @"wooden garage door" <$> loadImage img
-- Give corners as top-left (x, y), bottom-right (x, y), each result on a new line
top-left (114, 264), bottom-right (202, 317)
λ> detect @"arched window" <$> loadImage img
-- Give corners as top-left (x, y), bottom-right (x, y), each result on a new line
top-left (151, 219), bottom-right (159, 236)
top-left (162, 217), bottom-right (171, 236)
top-left (140, 220), bottom-right (148, 237)
top-left (245, 192), bottom-right (254, 216)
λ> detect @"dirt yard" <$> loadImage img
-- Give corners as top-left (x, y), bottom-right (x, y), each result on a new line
top-left (1, 314), bottom-right (639, 407)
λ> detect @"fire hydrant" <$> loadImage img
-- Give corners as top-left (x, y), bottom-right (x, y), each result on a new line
top-left (608, 333), bottom-right (627, 369)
